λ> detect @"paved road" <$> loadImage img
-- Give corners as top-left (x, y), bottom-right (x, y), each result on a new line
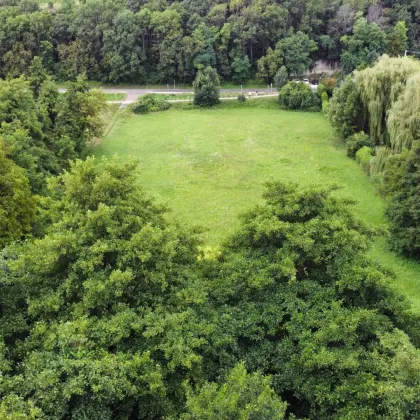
top-left (59, 84), bottom-right (317, 107)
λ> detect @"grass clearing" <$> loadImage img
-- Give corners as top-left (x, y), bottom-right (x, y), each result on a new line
top-left (105, 93), bottom-right (126, 101)
top-left (95, 99), bottom-right (420, 311)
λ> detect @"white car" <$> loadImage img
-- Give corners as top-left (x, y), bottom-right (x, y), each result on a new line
top-left (303, 78), bottom-right (310, 84)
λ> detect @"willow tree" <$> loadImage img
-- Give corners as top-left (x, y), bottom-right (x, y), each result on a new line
top-left (387, 74), bottom-right (420, 153)
top-left (354, 55), bottom-right (420, 146)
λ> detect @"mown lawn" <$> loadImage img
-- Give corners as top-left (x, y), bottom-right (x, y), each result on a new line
top-left (95, 100), bottom-right (420, 311)
top-left (104, 93), bottom-right (126, 101)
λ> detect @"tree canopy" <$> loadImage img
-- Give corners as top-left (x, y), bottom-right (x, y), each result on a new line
top-left (0, 0), bottom-right (418, 84)
top-left (1, 161), bottom-right (419, 418)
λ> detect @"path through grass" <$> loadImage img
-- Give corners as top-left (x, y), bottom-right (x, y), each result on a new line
top-left (96, 101), bottom-right (420, 311)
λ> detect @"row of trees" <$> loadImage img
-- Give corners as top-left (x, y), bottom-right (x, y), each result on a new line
top-left (1, 155), bottom-right (419, 418)
top-left (0, 0), bottom-right (417, 84)
top-left (0, 57), bottom-right (107, 248)
top-left (327, 55), bottom-right (420, 258)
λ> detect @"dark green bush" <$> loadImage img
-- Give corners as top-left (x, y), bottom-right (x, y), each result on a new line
top-left (131, 94), bottom-right (171, 114)
top-left (193, 67), bottom-right (220, 107)
top-left (131, 102), bottom-right (150, 114)
top-left (346, 132), bottom-right (374, 158)
top-left (355, 145), bottom-right (373, 174)
top-left (278, 82), bottom-right (321, 111)
top-left (238, 94), bottom-right (246, 102)
top-left (383, 145), bottom-right (420, 258)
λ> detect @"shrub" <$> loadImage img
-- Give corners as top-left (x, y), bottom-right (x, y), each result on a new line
top-left (131, 101), bottom-right (150, 114)
top-left (278, 82), bottom-right (321, 111)
top-left (320, 76), bottom-right (337, 96)
top-left (193, 67), bottom-right (220, 107)
top-left (158, 101), bottom-right (171, 111)
top-left (383, 145), bottom-right (420, 258)
top-left (274, 66), bottom-right (288, 90)
top-left (321, 92), bottom-right (329, 113)
top-left (131, 94), bottom-right (171, 114)
top-left (237, 94), bottom-right (246, 103)
top-left (317, 84), bottom-right (327, 97)
top-left (355, 146), bottom-right (373, 174)
top-left (327, 76), bottom-right (364, 140)
top-left (346, 132), bottom-right (374, 158)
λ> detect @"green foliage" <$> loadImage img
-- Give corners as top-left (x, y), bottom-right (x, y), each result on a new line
top-left (257, 48), bottom-right (283, 83)
top-left (0, 141), bottom-right (35, 248)
top-left (346, 131), bottom-right (374, 158)
top-left (327, 76), bottom-right (365, 141)
top-left (27, 56), bottom-right (48, 99)
top-left (237, 94), bottom-right (246, 103)
top-left (131, 94), bottom-right (171, 114)
top-left (387, 21), bottom-right (408, 57)
top-left (383, 145), bottom-right (420, 258)
top-left (279, 81), bottom-right (321, 111)
top-left (355, 145), bottom-right (373, 174)
top-left (182, 364), bottom-right (287, 419)
top-left (370, 146), bottom-right (392, 177)
top-left (202, 181), bottom-right (420, 418)
top-left (320, 76), bottom-right (338, 96)
top-left (276, 31), bottom-right (318, 76)
top-left (388, 74), bottom-right (420, 153)
top-left (0, 0), bottom-right (417, 85)
top-left (193, 66), bottom-right (220, 107)
top-left (0, 74), bottom-right (106, 194)
top-left (341, 17), bottom-right (388, 73)
top-left (231, 56), bottom-right (250, 84)
top-left (317, 83), bottom-right (327, 97)
top-left (0, 395), bottom-right (44, 420)
top-left (1, 157), bottom-right (204, 418)
top-left (355, 55), bottom-right (420, 146)
top-left (273, 66), bottom-right (288, 90)
top-left (321, 91), bottom-right (329, 112)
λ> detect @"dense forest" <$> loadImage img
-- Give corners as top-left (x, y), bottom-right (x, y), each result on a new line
top-left (0, 0), bottom-right (418, 83)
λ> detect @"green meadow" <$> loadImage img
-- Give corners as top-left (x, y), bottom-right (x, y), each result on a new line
top-left (96, 100), bottom-right (420, 311)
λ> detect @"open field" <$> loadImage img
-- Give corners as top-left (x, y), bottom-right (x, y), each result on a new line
top-left (104, 93), bottom-right (126, 101)
top-left (95, 99), bottom-right (420, 311)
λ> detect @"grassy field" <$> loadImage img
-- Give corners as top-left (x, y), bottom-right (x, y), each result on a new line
top-left (104, 93), bottom-right (126, 101)
top-left (95, 100), bottom-right (420, 311)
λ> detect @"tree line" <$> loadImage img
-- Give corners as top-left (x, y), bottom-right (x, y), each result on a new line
top-left (327, 55), bottom-right (420, 259)
top-left (0, 0), bottom-right (418, 84)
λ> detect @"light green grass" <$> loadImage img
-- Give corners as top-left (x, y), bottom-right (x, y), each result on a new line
top-left (95, 101), bottom-right (420, 311)
top-left (105, 93), bottom-right (126, 101)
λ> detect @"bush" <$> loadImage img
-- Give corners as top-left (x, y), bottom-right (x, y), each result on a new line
top-left (355, 146), bottom-right (373, 174)
top-left (274, 66), bottom-right (288, 90)
top-left (317, 84), bottom-right (327, 97)
top-left (383, 145), bottom-right (420, 258)
top-left (321, 92), bottom-right (329, 113)
top-left (346, 132), bottom-right (374, 158)
top-left (131, 101), bottom-right (150, 114)
top-left (131, 94), bottom-right (171, 114)
top-left (237, 94), bottom-right (246, 103)
top-left (278, 82), bottom-right (321, 111)
top-left (320, 76), bottom-right (337, 96)
top-left (327, 76), bottom-right (364, 140)
top-left (158, 101), bottom-right (171, 111)
top-left (193, 67), bottom-right (220, 107)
